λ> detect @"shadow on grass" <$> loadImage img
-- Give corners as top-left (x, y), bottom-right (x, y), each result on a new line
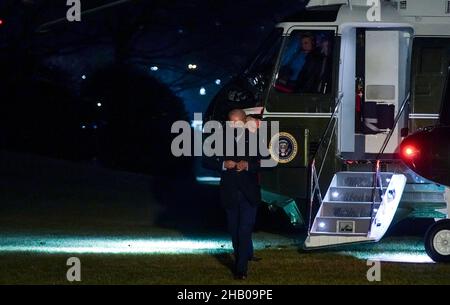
top-left (151, 173), bottom-right (303, 239)
top-left (213, 253), bottom-right (235, 276)
top-left (151, 174), bottom-right (226, 235)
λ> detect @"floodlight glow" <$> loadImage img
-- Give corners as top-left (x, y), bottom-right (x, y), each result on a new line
top-left (196, 176), bottom-right (220, 183)
top-left (0, 236), bottom-right (229, 254)
top-left (196, 176), bottom-right (220, 186)
top-left (0, 235), bottom-right (283, 255)
top-left (150, 66), bottom-right (159, 71)
top-left (188, 64), bottom-right (197, 70)
top-left (81, 75), bottom-right (86, 80)
top-left (97, 102), bottom-right (102, 107)
top-left (350, 252), bottom-right (434, 264)
top-left (332, 191), bottom-right (339, 198)
top-left (215, 79), bottom-right (221, 85)
top-left (339, 238), bottom-right (434, 264)
top-left (199, 87), bottom-right (206, 95)
top-left (319, 222), bottom-right (326, 229)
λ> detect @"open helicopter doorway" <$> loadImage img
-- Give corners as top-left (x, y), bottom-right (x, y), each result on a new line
top-left (305, 26), bottom-right (414, 249)
top-left (338, 27), bottom-right (413, 160)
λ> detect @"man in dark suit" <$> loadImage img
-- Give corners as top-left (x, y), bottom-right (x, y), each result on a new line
top-left (203, 109), bottom-right (261, 280)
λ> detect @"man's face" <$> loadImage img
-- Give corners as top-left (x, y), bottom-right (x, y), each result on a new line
top-left (301, 37), bottom-right (314, 53)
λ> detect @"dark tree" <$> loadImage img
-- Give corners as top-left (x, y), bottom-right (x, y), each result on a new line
top-left (83, 64), bottom-right (191, 176)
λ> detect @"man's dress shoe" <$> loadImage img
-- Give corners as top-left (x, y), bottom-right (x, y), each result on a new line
top-left (234, 273), bottom-right (247, 280)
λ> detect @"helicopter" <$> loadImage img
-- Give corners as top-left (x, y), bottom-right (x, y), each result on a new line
top-left (204, 0), bottom-right (450, 262)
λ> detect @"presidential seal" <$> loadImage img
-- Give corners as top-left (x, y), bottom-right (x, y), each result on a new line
top-left (269, 132), bottom-right (298, 164)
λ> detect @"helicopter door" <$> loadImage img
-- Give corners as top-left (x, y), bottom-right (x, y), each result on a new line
top-left (338, 28), bottom-right (413, 159)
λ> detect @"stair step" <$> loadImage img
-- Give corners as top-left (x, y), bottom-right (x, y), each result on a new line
top-left (322, 201), bottom-right (381, 205)
top-left (401, 191), bottom-right (446, 203)
top-left (335, 172), bottom-right (393, 188)
top-left (312, 216), bottom-right (371, 234)
top-left (327, 186), bottom-right (382, 202)
top-left (306, 172), bottom-right (408, 249)
top-left (321, 201), bottom-right (380, 218)
top-left (404, 171), bottom-right (436, 184)
top-left (309, 232), bottom-right (368, 237)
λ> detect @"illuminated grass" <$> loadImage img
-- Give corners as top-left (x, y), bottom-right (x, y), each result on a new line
top-left (0, 232), bottom-right (297, 255)
top-left (1, 249), bottom-right (450, 285)
top-left (0, 233), bottom-right (445, 284)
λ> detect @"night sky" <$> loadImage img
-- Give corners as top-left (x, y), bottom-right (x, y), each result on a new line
top-left (0, 0), bottom-right (306, 175)
top-left (0, 0), bottom-right (306, 116)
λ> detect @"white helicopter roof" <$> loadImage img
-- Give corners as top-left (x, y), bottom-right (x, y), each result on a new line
top-left (279, 0), bottom-right (450, 37)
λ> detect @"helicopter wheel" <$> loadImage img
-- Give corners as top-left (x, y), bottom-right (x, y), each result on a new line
top-left (425, 219), bottom-right (450, 263)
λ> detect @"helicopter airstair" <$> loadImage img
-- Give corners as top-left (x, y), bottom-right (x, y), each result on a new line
top-left (304, 171), bottom-right (406, 248)
top-left (303, 92), bottom-right (447, 249)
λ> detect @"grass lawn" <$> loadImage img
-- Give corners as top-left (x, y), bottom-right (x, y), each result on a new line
top-left (1, 248), bottom-right (450, 285)
top-left (1, 151), bottom-right (449, 285)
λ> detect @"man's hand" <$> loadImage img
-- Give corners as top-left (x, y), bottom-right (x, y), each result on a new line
top-left (236, 160), bottom-right (249, 172)
top-left (224, 160), bottom-right (237, 170)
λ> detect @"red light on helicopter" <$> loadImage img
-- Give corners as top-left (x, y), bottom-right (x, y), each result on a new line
top-left (402, 145), bottom-right (420, 159)
top-left (0, 19), bottom-right (4, 26)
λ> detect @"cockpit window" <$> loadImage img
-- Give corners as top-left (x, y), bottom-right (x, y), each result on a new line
top-left (275, 30), bottom-right (334, 95)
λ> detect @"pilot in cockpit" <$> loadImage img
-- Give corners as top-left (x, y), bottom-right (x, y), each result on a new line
top-left (277, 32), bottom-right (331, 94)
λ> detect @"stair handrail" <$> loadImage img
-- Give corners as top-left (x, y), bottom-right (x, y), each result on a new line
top-left (368, 159), bottom-right (381, 236)
top-left (308, 92), bottom-right (344, 233)
top-left (311, 92), bottom-right (344, 168)
top-left (308, 160), bottom-right (323, 233)
top-left (368, 92), bottom-right (411, 235)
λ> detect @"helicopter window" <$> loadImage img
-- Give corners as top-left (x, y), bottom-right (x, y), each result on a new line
top-left (420, 48), bottom-right (443, 73)
top-left (412, 38), bottom-right (450, 116)
top-left (275, 30), bottom-right (334, 95)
